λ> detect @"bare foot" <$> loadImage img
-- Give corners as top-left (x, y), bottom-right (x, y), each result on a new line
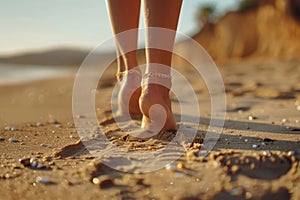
top-left (116, 70), bottom-right (142, 117)
top-left (139, 84), bottom-right (177, 132)
top-left (100, 70), bottom-right (142, 126)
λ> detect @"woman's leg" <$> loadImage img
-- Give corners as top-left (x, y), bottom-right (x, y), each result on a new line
top-left (140, 0), bottom-right (183, 131)
top-left (107, 0), bottom-right (142, 116)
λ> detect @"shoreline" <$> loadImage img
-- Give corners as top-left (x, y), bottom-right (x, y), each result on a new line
top-left (0, 63), bottom-right (76, 85)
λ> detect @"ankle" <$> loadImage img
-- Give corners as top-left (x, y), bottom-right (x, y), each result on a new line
top-left (142, 84), bottom-right (170, 98)
top-left (142, 71), bottom-right (172, 91)
top-left (116, 68), bottom-right (142, 82)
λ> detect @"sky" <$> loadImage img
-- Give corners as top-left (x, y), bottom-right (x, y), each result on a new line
top-left (0, 0), bottom-right (238, 56)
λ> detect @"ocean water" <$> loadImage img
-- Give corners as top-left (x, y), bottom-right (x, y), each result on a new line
top-left (0, 64), bottom-right (75, 85)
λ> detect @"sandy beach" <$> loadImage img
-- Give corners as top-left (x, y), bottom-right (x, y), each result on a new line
top-left (0, 57), bottom-right (299, 200)
top-left (1, 0), bottom-right (300, 199)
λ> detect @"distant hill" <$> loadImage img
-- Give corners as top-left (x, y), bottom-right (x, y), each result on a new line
top-left (175, 0), bottom-right (300, 64)
top-left (0, 48), bottom-right (115, 66)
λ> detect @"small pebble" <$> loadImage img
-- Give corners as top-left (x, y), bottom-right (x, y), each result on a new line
top-left (30, 157), bottom-right (37, 167)
top-left (245, 192), bottom-right (252, 199)
top-left (36, 122), bottom-right (44, 127)
top-left (55, 124), bottom-right (62, 128)
top-left (226, 160), bottom-right (231, 166)
top-left (92, 177), bottom-right (100, 184)
top-left (148, 145), bottom-right (155, 150)
top-left (228, 150), bottom-right (234, 155)
top-left (49, 119), bottom-right (58, 124)
top-left (8, 137), bottom-right (18, 143)
top-left (252, 144), bottom-right (259, 148)
top-left (31, 161), bottom-right (38, 168)
top-left (175, 172), bottom-right (185, 177)
top-left (231, 165), bottom-right (240, 174)
top-left (5, 126), bottom-right (17, 131)
top-left (244, 139), bottom-right (248, 142)
top-left (248, 115), bottom-right (257, 120)
top-left (230, 187), bottom-right (243, 196)
top-left (0, 137), bottom-right (4, 141)
top-left (282, 118), bottom-right (289, 123)
top-left (26, 123), bottom-right (33, 127)
top-left (165, 163), bottom-right (177, 171)
top-left (270, 156), bottom-right (276, 163)
top-left (36, 176), bottom-right (54, 185)
top-left (40, 144), bottom-right (47, 147)
top-left (288, 151), bottom-right (297, 156)
top-left (263, 150), bottom-right (271, 157)
top-left (244, 158), bottom-right (250, 164)
top-left (92, 176), bottom-right (114, 189)
top-left (19, 158), bottom-right (31, 166)
top-left (4, 173), bottom-right (11, 179)
top-left (250, 163), bottom-right (256, 169)
top-left (177, 162), bottom-right (184, 169)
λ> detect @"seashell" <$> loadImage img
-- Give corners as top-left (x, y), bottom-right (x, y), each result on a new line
top-left (8, 137), bottom-right (18, 143)
top-left (36, 176), bottom-right (54, 185)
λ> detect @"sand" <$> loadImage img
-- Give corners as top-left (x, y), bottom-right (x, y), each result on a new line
top-left (0, 58), bottom-right (300, 200)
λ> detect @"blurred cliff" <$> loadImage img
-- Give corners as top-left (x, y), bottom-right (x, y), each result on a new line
top-left (175, 0), bottom-right (300, 64)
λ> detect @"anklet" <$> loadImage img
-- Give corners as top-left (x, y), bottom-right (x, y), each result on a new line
top-left (142, 72), bottom-right (172, 88)
top-left (116, 69), bottom-right (142, 81)
top-left (143, 72), bottom-right (171, 79)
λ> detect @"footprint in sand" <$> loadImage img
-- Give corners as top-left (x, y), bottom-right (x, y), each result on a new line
top-left (219, 152), bottom-right (292, 180)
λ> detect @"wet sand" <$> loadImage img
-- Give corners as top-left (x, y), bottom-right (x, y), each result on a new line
top-left (0, 58), bottom-right (300, 200)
